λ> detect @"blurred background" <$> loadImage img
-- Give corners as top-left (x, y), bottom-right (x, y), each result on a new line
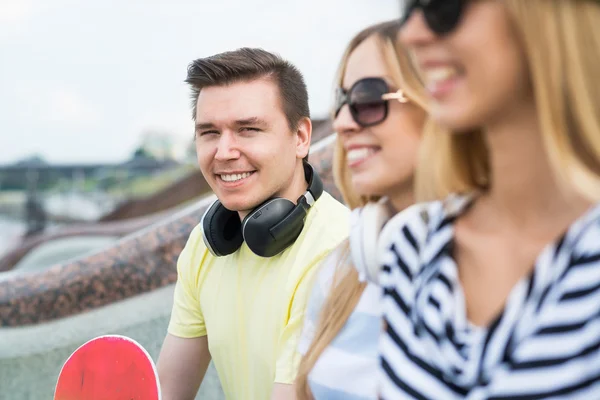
top-left (0, 0), bottom-right (398, 398)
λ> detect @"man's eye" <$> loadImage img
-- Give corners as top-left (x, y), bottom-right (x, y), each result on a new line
top-left (198, 130), bottom-right (219, 136)
top-left (241, 127), bottom-right (260, 132)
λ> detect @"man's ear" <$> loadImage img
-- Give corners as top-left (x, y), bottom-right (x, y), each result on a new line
top-left (295, 117), bottom-right (312, 159)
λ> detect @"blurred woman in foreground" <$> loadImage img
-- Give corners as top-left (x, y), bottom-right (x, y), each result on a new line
top-left (375, 1), bottom-right (600, 398)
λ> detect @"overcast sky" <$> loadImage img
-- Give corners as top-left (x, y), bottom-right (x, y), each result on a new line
top-left (0, 0), bottom-right (398, 164)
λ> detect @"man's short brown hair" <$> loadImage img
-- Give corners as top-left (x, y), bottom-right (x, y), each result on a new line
top-left (186, 47), bottom-right (310, 133)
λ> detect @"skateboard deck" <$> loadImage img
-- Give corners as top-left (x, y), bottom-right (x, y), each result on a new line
top-left (54, 334), bottom-right (161, 400)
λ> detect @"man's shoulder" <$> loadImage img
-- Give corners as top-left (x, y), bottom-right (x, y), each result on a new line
top-left (305, 191), bottom-right (349, 239)
top-left (177, 222), bottom-right (213, 274)
top-left (184, 222), bottom-right (207, 252)
top-left (311, 191), bottom-right (349, 222)
top-left (285, 192), bottom-right (349, 268)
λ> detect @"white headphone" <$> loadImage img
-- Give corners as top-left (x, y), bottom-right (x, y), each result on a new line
top-left (350, 198), bottom-right (431, 285)
top-left (349, 197), bottom-right (395, 284)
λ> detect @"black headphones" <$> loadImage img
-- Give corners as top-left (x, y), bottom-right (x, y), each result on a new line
top-left (200, 161), bottom-right (324, 258)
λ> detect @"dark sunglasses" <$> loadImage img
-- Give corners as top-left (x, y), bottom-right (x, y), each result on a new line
top-left (400, 0), bottom-right (466, 35)
top-left (334, 77), bottom-right (408, 128)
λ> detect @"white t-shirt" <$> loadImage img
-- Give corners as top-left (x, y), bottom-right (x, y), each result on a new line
top-left (298, 245), bottom-right (382, 399)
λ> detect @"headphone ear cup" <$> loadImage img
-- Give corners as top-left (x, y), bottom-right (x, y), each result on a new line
top-left (349, 201), bottom-right (393, 283)
top-left (242, 198), bottom-right (296, 257)
top-left (201, 200), bottom-right (243, 257)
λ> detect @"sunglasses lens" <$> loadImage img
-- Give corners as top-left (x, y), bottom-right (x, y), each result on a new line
top-left (424, 0), bottom-right (463, 35)
top-left (353, 103), bottom-right (387, 126)
top-left (400, 0), bottom-right (464, 35)
top-left (349, 78), bottom-right (389, 126)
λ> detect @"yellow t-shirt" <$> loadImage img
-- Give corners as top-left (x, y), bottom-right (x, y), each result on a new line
top-left (167, 192), bottom-right (349, 400)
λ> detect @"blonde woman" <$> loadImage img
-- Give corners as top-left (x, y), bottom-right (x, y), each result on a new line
top-left (294, 21), bottom-right (429, 399)
top-left (373, 0), bottom-right (600, 398)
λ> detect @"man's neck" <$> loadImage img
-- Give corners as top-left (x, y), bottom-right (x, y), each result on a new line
top-left (237, 161), bottom-right (308, 221)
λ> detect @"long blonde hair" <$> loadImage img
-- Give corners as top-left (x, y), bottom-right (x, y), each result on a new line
top-left (415, 0), bottom-right (600, 202)
top-left (295, 20), bottom-right (429, 399)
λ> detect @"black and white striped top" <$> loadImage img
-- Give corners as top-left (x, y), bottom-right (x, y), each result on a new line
top-left (376, 194), bottom-right (600, 399)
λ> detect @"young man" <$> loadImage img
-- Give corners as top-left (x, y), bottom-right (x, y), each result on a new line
top-left (156, 48), bottom-right (349, 400)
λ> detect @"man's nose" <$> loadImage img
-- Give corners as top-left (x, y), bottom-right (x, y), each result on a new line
top-left (214, 132), bottom-right (241, 161)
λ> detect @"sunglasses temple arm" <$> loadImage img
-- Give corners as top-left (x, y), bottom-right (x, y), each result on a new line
top-left (382, 90), bottom-right (409, 103)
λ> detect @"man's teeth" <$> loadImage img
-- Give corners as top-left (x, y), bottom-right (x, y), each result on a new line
top-left (347, 148), bottom-right (376, 163)
top-left (424, 66), bottom-right (459, 85)
top-left (220, 172), bottom-right (252, 182)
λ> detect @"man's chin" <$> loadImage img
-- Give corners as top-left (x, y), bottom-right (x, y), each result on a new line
top-left (217, 190), bottom-right (273, 213)
top-left (219, 199), bottom-right (260, 214)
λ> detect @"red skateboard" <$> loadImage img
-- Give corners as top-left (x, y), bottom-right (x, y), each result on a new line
top-left (54, 334), bottom-right (161, 400)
